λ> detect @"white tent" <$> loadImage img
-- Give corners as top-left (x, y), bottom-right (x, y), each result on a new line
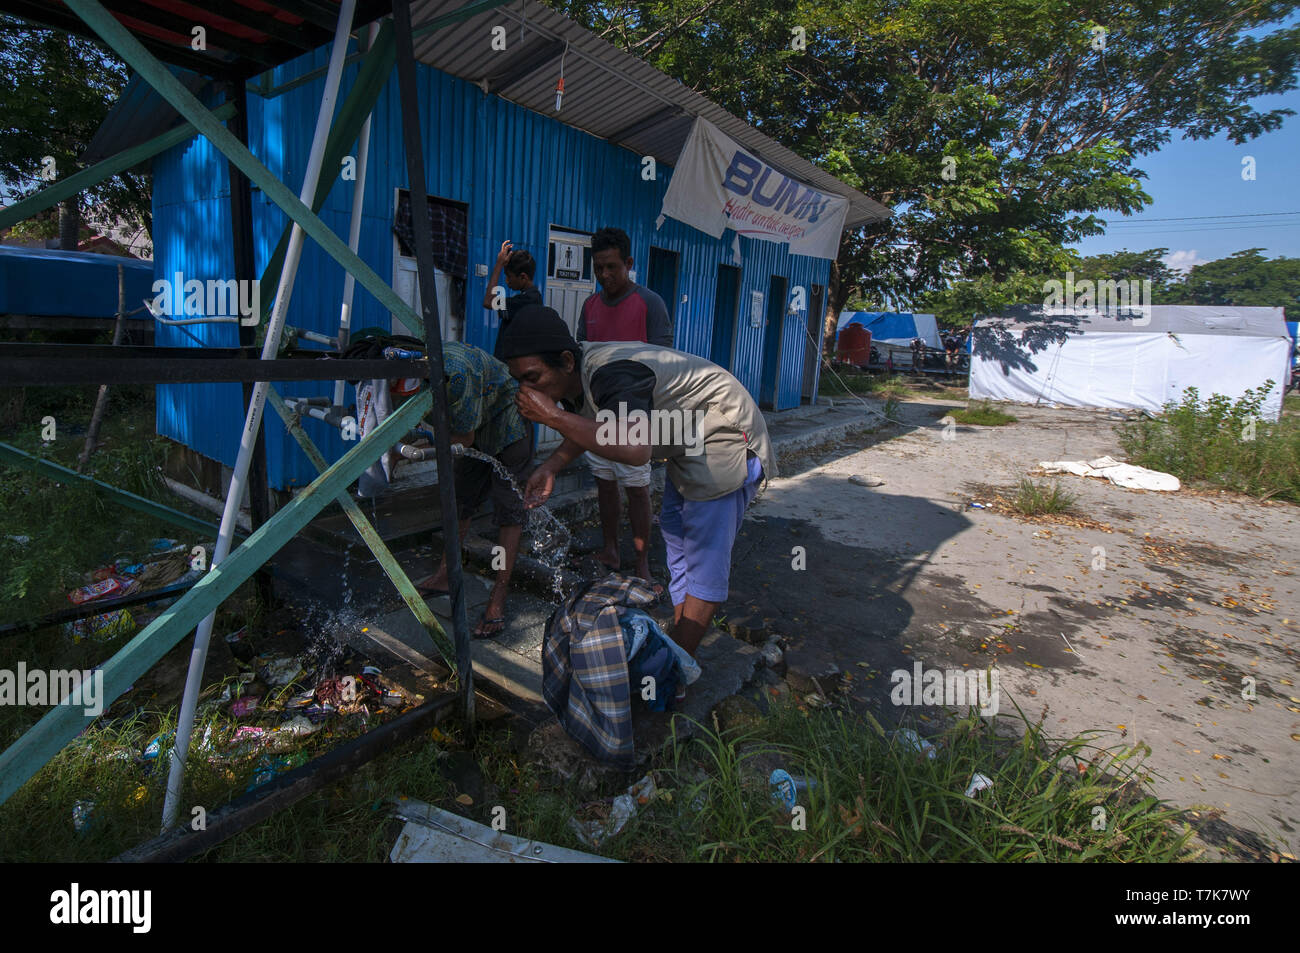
top-left (970, 305), bottom-right (1292, 420)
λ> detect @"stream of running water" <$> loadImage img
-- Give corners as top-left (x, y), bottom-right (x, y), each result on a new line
top-left (451, 444), bottom-right (573, 602)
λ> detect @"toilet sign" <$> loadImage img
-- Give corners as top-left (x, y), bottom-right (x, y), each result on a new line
top-left (553, 240), bottom-right (583, 279)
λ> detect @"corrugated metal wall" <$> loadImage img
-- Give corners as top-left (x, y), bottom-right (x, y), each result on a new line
top-left (154, 42), bottom-right (831, 488)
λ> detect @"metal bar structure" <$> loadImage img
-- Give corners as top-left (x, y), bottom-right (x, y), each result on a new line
top-left (59, 0), bottom-right (424, 340)
top-left (391, 0), bottom-right (475, 735)
top-left (0, 347), bottom-right (428, 385)
top-left (160, 0), bottom-right (359, 831)
top-left (334, 20), bottom-right (380, 406)
top-left (0, 578), bottom-right (200, 640)
top-left (0, 103), bottom-right (236, 232)
top-left (227, 78), bottom-right (275, 606)
top-left (0, 0), bottom-right (508, 829)
top-left (0, 391), bottom-right (433, 807)
top-left (267, 388), bottom-right (457, 664)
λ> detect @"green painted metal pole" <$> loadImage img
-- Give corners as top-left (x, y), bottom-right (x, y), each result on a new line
top-left (267, 388), bottom-right (456, 665)
top-left (0, 391), bottom-right (432, 808)
top-left (0, 441), bottom-right (228, 541)
top-left (60, 0), bottom-right (423, 338)
top-left (0, 103), bottom-right (236, 232)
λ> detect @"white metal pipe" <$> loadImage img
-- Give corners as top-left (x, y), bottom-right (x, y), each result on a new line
top-left (334, 20), bottom-right (380, 408)
top-left (161, 0), bottom-right (358, 832)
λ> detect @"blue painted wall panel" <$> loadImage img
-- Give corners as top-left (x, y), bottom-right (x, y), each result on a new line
top-left (154, 41), bottom-right (832, 488)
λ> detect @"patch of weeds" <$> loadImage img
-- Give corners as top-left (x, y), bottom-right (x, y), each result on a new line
top-left (952, 400), bottom-right (1017, 426)
top-left (1118, 383), bottom-right (1299, 502)
top-left (1012, 478), bottom-right (1077, 516)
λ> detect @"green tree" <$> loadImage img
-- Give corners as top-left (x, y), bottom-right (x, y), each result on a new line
top-left (545, 1), bottom-right (1299, 344)
top-left (0, 16), bottom-right (148, 250)
top-left (1175, 248), bottom-right (1300, 308)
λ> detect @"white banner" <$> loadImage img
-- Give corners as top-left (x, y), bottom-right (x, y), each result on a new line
top-left (659, 118), bottom-right (850, 260)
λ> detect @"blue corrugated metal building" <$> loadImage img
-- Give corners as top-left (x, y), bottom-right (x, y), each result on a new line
top-left (144, 1), bottom-right (888, 489)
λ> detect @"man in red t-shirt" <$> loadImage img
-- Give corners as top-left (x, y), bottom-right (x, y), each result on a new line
top-left (576, 227), bottom-right (673, 593)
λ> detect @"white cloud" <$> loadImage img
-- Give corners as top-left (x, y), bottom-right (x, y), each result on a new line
top-left (1163, 249), bottom-right (1208, 273)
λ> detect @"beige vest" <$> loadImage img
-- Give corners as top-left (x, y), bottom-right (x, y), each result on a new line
top-left (579, 342), bottom-right (777, 501)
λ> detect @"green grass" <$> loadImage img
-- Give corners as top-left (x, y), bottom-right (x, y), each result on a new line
top-left (1117, 383), bottom-right (1300, 502)
top-left (1011, 478), bottom-right (1078, 516)
top-left (952, 400), bottom-right (1018, 426)
top-left (0, 691), bottom-right (1198, 862)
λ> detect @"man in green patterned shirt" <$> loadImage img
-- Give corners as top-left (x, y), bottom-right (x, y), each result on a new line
top-left (418, 341), bottom-right (533, 638)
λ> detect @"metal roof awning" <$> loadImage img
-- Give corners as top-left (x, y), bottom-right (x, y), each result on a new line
top-left (61, 0), bottom-right (890, 228)
top-left (0, 0), bottom-right (396, 80)
top-left (407, 0), bottom-right (891, 228)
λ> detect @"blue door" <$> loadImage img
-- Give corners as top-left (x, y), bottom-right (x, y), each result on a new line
top-left (646, 246), bottom-right (679, 338)
top-left (760, 275), bottom-right (787, 407)
top-left (710, 264), bottom-right (741, 368)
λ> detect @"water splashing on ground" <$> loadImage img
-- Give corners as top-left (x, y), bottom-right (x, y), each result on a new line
top-left (452, 444), bottom-right (573, 602)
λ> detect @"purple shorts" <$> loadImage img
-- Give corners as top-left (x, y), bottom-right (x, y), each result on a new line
top-left (659, 454), bottom-right (764, 605)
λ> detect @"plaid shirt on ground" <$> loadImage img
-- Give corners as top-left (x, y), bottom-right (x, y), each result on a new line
top-left (542, 574), bottom-right (658, 766)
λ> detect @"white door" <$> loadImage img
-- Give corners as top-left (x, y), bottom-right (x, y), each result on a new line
top-left (539, 227), bottom-right (595, 449)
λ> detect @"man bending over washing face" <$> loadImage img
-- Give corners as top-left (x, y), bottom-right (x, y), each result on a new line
top-left (496, 304), bottom-right (774, 664)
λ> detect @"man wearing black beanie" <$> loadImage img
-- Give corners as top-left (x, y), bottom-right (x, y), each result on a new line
top-left (497, 305), bottom-right (775, 672)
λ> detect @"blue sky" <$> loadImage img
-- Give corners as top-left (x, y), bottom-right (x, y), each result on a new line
top-left (1073, 38), bottom-right (1300, 271)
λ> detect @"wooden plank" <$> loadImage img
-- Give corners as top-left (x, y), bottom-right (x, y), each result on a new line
top-left (0, 391), bottom-right (432, 807)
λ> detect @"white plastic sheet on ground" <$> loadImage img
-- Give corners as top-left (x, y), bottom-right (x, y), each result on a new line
top-left (1037, 456), bottom-right (1180, 491)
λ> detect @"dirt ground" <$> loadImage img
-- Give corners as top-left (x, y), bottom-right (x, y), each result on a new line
top-left (725, 394), bottom-right (1299, 859)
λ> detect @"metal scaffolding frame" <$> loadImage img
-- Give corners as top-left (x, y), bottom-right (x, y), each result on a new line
top-left (0, 0), bottom-right (512, 829)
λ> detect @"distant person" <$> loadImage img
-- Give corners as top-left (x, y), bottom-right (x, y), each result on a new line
top-left (911, 336), bottom-right (926, 372)
top-left (485, 239), bottom-right (542, 360)
top-left (943, 330), bottom-right (961, 374)
top-left (575, 226), bottom-right (673, 594)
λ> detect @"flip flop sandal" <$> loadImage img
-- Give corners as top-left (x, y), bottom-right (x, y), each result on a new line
top-left (473, 615), bottom-right (506, 639)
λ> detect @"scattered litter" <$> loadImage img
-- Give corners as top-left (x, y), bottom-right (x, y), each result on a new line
top-left (964, 773), bottom-right (993, 798)
top-left (225, 626), bottom-right (254, 662)
top-left (259, 657), bottom-right (304, 687)
top-left (891, 728), bottom-right (937, 759)
top-left (72, 800), bottom-right (96, 833)
top-left (769, 768), bottom-right (817, 811)
top-left (969, 502), bottom-right (987, 509)
top-left (142, 731), bottom-right (173, 761)
top-left (760, 640), bottom-right (783, 668)
top-left (848, 474), bottom-right (886, 487)
top-left (391, 798), bottom-right (617, 863)
top-left (1037, 456), bottom-right (1180, 491)
top-left (229, 696), bottom-right (260, 718)
top-left (569, 774), bottom-right (657, 848)
top-left (65, 608), bottom-right (135, 643)
top-left (68, 579), bottom-right (123, 605)
top-left (246, 751), bottom-right (308, 792)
